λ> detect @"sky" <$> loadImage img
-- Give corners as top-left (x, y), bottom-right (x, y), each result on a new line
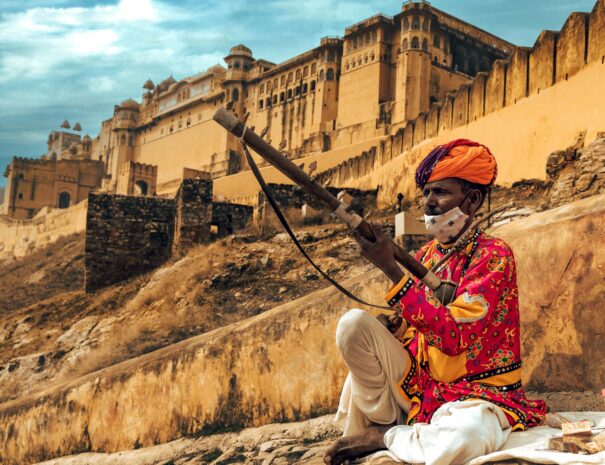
top-left (0, 0), bottom-right (598, 187)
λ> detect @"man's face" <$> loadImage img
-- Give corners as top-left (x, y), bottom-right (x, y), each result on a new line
top-left (421, 178), bottom-right (467, 216)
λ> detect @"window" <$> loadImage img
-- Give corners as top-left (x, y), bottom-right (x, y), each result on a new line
top-left (319, 69), bottom-right (325, 80)
top-left (120, 134), bottom-right (126, 145)
top-left (232, 88), bottom-right (239, 102)
top-left (371, 52), bottom-right (375, 61)
top-left (364, 54), bottom-right (368, 64)
top-left (267, 81), bottom-right (272, 92)
top-left (326, 68), bottom-right (335, 80)
top-left (260, 83), bottom-right (265, 94)
top-left (302, 83), bottom-right (308, 94)
top-left (412, 16), bottom-right (420, 30)
top-left (295, 86), bottom-right (300, 96)
top-left (346, 61), bottom-right (350, 70)
top-left (280, 76), bottom-right (285, 86)
top-left (403, 18), bottom-right (409, 30)
top-left (353, 37), bottom-right (358, 49)
top-left (134, 180), bottom-right (148, 196)
top-left (310, 80), bottom-right (316, 91)
top-left (434, 56), bottom-right (438, 64)
top-left (422, 18), bottom-right (428, 31)
top-left (287, 72), bottom-right (293, 83)
top-left (422, 38), bottom-right (428, 51)
top-left (273, 94), bottom-right (278, 104)
top-left (433, 34), bottom-right (440, 48)
top-left (372, 30), bottom-right (377, 43)
top-left (311, 63), bottom-right (317, 74)
top-left (18, 192), bottom-right (23, 199)
top-left (411, 37), bottom-right (419, 49)
top-left (128, 135), bottom-right (134, 146)
top-left (358, 57), bottom-right (362, 66)
top-left (303, 66), bottom-right (309, 77)
top-left (296, 69), bottom-right (302, 80)
top-left (234, 61), bottom-right (240, 69)
top-left (259, 99), bottom-right (264, 109)
top-left (266, 97), bottom-right (271, 107)
top-left (280, 92), bottom-right (285, 102)
top-left (327, 51), bottom-right (335, 62)
top-left (287, 89), bottom-right (293, 99)
top-left (58, 192), bottom-right (70, 208)
top-left (365, 32), bottom-right (370, 45)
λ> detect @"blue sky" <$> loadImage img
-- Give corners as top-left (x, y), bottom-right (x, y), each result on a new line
top-left (0, 0), bottom-right (598, 187)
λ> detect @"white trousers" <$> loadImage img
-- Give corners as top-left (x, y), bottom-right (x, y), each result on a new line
top-left (334, 309), bottom-right (511, 465)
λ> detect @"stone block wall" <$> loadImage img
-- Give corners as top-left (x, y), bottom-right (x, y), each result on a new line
top-left (85, 194), bottom-right (175, 292)
top-left (173, 179), bottom-right (213, 253)
top-left (212, 202), bottom-right (254, 236)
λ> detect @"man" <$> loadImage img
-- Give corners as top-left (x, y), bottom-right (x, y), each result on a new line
top-left (324, 139), bottom-right (547, 465)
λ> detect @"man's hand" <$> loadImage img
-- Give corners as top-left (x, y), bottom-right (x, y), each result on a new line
top-left (353, 223), bottom-right (404, 284)
top-left (376, 313), bottom-right (408, 339)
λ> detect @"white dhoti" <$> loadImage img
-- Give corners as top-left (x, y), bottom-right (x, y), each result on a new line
top-left (333, 309), bottom-right (512, 465)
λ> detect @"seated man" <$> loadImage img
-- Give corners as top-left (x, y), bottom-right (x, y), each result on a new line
top-left (324, 140), bottom-right (547, 465)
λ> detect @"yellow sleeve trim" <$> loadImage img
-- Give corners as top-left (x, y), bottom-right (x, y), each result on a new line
top-left (385, 274), bottom-right (415, 306)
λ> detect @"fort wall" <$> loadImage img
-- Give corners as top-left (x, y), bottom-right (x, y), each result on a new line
top-left (1, 193), bottom-right (604, 464)
top-left (85, 194), bottom-right (175, 292)
top-left (0, 201), bottom-right (88, 259)
top-left (173, 179), bottom-right (213, 253)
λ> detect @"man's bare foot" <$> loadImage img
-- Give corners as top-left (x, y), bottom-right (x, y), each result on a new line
top-left (323, 425), bottom-right (390, 465)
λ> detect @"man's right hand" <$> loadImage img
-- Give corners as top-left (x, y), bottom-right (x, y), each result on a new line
top-left (376, 313), bottom-right (408, 339)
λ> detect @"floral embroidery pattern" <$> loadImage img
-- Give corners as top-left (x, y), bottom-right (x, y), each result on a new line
top-left (395, 231), bottom-right (547, 430)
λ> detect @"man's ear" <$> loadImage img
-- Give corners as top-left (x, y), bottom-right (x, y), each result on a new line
top-left (467, 189), bottom-right (483, 215)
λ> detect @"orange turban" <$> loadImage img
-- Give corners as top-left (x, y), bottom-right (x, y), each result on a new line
top-left (415, 139), bottom-right (497, 188)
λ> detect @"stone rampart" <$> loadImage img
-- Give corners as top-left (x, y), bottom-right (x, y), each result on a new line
top-left (1, 194), bottom-right (604, 464)
top-left (173, 179), bottom-right (213, 253)
top-left (85, 194), bottom-right (175, 292)
top-left (212, 202), bottom-right (254, 236)
top-left (0, 201), bottom-right (88, 259)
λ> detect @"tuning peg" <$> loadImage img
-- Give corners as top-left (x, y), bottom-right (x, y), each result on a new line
top-left (260, 127), bottom-right (269, 138)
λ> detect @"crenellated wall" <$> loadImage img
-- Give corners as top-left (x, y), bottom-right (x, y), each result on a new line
top-left (308, 1), bottom-right (605, 206)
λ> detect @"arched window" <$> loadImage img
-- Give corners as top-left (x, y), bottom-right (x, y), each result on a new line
top-left (422, 18), bottom-right (428, 31)
top-left (358, 57), bottom-right (362, 66)
top-left (402, 38), bottom-right (409, 50)
top-left (280, 91), bottom-right (285, 102)
top-left (287, 72), bottom-right (293, 83)
top-left (296, 69), bottom-right (302, 80)
top-left (266, 97), bottom-right (271, 107)
top-left (326, 68), bottom-right (335, 80)
top-left (412, 16), bottom-right (420, 30)
top-left (272, 94), bottom-right (278, 104)
top-left (310, 80), bottom-right (316, 91)
top-left (234, 61), bottom-right (240, 69)
top-left (280, 76), bottom-right (285, 86)
top-left (433, 56), bottom-right (439, 64)
top-left (411, 36), bottom-right (419, 49)
top-left (371, 52), bottom-right (375, 61)
top-left (365, 32), bottom-right (370, 45)
top-left (58, 192), bottom-right (70, 209)
top-left (259, 99), bottom-right (264, 109)
top-left (267, 81), bottom-right (272, 92)
top-left (319, 69), bottom-right (325, 80)
top-left (303, 66), bottom-right (309, 77)
top-left (295, 86), bottom-right (300, 96)
top-left (345, 61), bottom-right (350, 70)
top-left (311, 63), bottom-right (317, 74)
top-left (422, 38), bottom-right (428, 51)
top-left (260, 83), bottom-right (265, 94)
top-left (134, 180), bottom-right (148, 196)
top-left (232, 88), bottom-right (239, 102)
top-left (327, 51), bottom-right (335, 62)
top-left (287, 89), bottom-right (293, 99)
top-left (353, 37), bottom-right (358, 49)
top-left (433, 34), bottom-right (440, 48)
top-left (403, 18), bottom-right (409, 30)
top-left (302, 83), bottom-right (308, 94)
top-left (364, 54), bottom-right (368, 63)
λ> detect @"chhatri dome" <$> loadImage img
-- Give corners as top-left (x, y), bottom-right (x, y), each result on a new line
top-left (120, 98), bottom-right (140, 110)
top-left (228, 44), bottom-right (253, 58)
